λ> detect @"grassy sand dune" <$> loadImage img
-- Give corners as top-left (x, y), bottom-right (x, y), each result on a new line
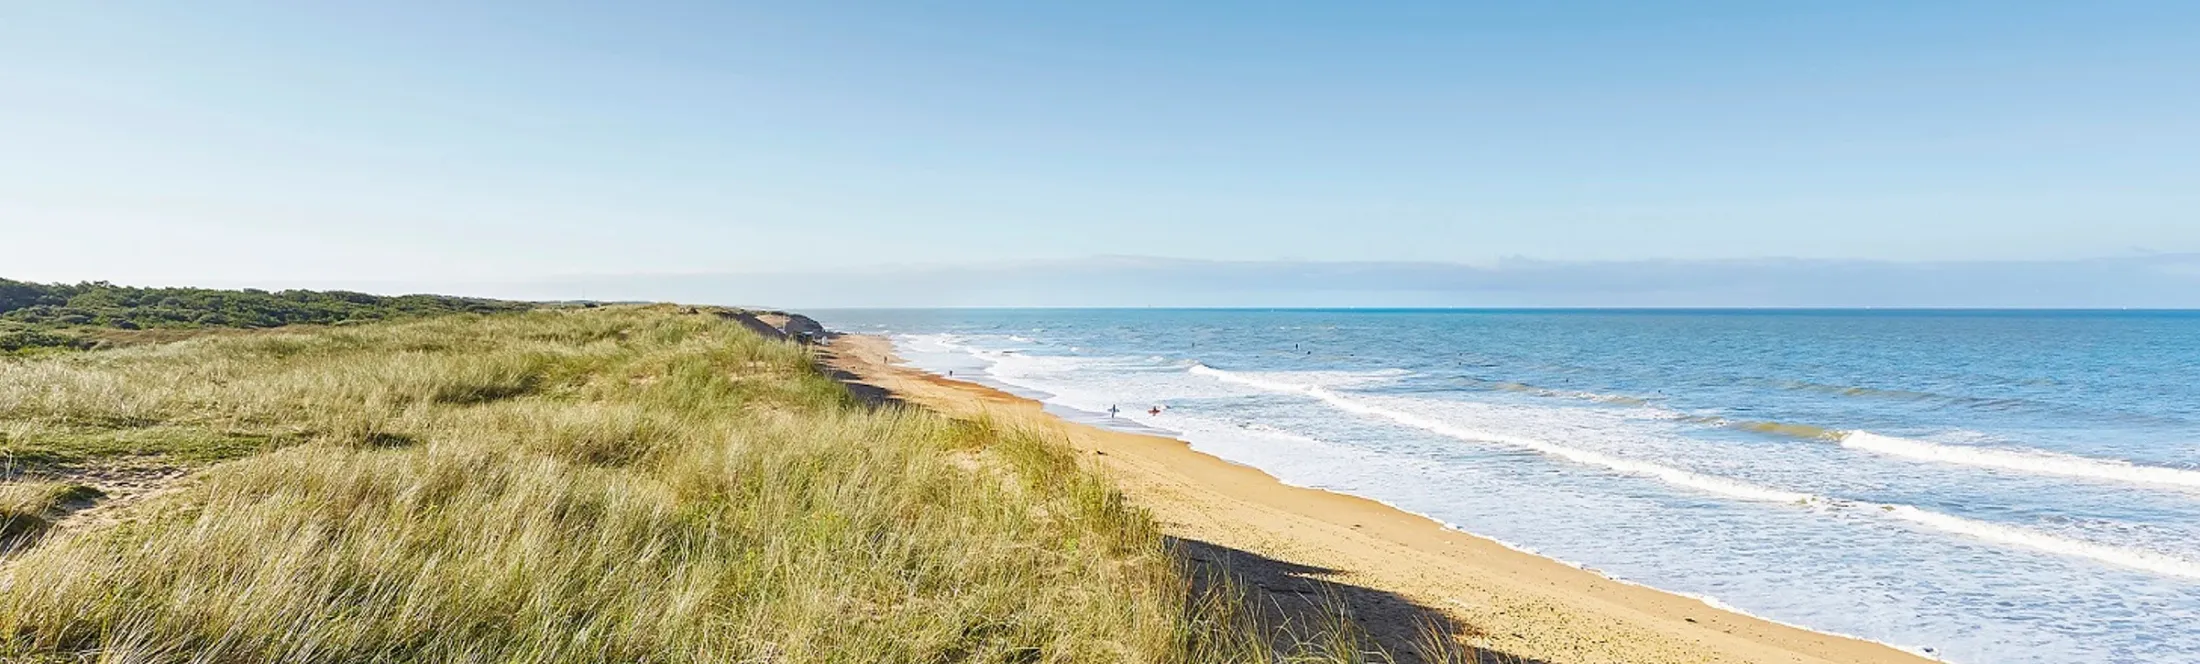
top-left (0, 306), bottom-right (1402, 663)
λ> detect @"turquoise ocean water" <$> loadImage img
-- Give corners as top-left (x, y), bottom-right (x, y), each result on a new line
top-left (814, 309), bottom-right (2200, 663)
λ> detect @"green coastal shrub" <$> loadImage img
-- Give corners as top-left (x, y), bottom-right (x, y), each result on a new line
top-left (0, 278), bottom-right (533, 352)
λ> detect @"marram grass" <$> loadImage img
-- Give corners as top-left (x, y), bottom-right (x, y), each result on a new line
top-left (0, 306), bottom-right (1390, 663)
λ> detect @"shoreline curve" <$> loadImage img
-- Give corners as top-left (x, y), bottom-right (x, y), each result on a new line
top-left (818, 332), bottom-right (1940, 664)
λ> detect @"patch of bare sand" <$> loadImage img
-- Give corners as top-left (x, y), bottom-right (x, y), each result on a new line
top-left (819, 334), bottom-right (1936, 664)
top-left (2, 457), bottom-right (194, 532)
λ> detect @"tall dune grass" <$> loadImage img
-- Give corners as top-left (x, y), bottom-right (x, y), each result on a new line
top-left (0, 306), bottom-right (1390, 663)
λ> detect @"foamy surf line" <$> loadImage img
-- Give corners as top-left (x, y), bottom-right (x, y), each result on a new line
top-left (1189, 363), bottom-right (2200, 580)
top-left (927, 350), bottom-right (1944, 659)
top-left (1361, 490), bottom-right (1944, 661)
top-left (880, 340), bottom-right (1944, 658)
top-left (1191, 364), bottom-right (1818, 504)
top-left (1839, 430), bottom-right (2200, 490)
top-left (1654, 415), bottom-right (2200, 493)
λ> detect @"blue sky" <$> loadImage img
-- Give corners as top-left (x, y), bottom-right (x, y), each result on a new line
top-left (3, 2), bottom-right (2197, 304)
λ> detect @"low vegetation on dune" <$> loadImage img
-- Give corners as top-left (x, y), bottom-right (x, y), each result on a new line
top-left (0, 304), bottom-right (1400, 663)
top-left (0, 278), bottom-right (530, 354)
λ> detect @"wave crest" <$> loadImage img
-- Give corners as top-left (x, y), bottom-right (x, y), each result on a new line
top-left (1188, 363), bottom-right (2200, 580)
top-left (1840, 431), bottom-right (2200, 490)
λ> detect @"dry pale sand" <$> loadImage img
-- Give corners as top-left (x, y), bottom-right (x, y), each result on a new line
top-left (821, 334), bottom-right (1937, 664)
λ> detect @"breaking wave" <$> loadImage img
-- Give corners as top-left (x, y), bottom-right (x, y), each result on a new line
top-left (1679, 416), bottom-right (2200, 492)
top-left (1189, 363), bottom-right (2200, 580)
top-left (1191, 364), bottom-right (1816, 504)
top-left (1839, 431), bottom-right (2200, 490)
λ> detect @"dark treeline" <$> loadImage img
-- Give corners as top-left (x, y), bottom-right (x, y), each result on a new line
top-left (1, 279), bottom-right (530, 352)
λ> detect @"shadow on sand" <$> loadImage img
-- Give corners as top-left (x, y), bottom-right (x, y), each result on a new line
top-left (819, 364), bottom-right (905, 409)
top-left (1173, 536), bottom-right (1550, 664)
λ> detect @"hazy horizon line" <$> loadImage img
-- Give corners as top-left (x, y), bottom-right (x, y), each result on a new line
top-left (13, 252), bottom-right (2199, 309)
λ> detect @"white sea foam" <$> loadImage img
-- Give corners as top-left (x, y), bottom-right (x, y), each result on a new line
top-left (1190, 363), bottom-right (2200, 580)
top-left (1840, 431), bottom-right (2200, 490)
top-left (849, 314), bottom-right (2200, 660)
top-left (1191, 364), bottom-right (1818, 504)
top-left (896, 333), bottom-right (970, 353)
top-left (937, 345), bottom-right (2200, 583)
top-left (1882, 506), bottom-right (2200, 579)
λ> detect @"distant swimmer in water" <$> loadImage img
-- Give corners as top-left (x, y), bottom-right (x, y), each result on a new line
top-left (1147, 406), bottom-right (1164, 416)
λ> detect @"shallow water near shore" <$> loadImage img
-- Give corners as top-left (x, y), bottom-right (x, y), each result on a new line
top-left (814, 309), bottom-right (2200, 663)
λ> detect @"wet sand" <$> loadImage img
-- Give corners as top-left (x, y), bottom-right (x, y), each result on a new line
top-left (820, 333), bottom-right (1937, 664)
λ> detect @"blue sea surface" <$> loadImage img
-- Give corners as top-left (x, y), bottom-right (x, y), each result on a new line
top-left (813, 309), bottom-right (2200, 663)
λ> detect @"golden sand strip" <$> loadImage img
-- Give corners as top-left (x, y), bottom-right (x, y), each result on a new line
top-left (822, 334), bottom-right (1935, 664)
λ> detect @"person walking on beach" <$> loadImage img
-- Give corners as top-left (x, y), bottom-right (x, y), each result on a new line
top-left (1107, 405), bottom-right (1119, 418)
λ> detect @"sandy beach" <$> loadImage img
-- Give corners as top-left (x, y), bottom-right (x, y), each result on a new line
top-left (821, 333), bottom-right (1937, 664)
